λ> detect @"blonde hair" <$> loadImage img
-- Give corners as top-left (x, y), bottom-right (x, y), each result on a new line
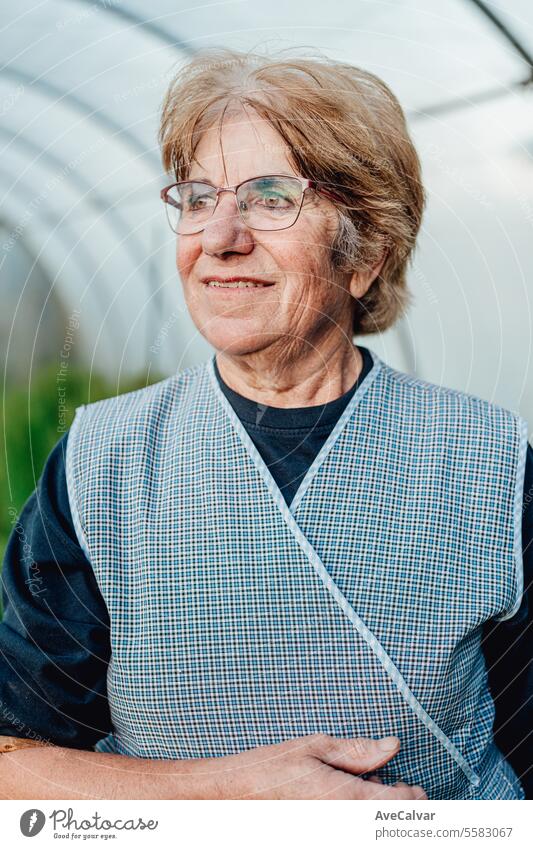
top-left (159, 48), bottom-right (425, 335)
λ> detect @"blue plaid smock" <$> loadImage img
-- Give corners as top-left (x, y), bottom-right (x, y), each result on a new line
top-left (65, 348), bottom-right (529, 800)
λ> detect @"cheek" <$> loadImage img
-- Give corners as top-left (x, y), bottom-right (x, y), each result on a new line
top-left (175, 240), bottom-right (198, 281)
top-left (277, 234), bottom-right (318, 273)
top-left (285, 252), bottom-right (348, 325)
top-left (285, 241), bottom-right (333, 295)
top-left (287, 214), bottom-right (335, 275)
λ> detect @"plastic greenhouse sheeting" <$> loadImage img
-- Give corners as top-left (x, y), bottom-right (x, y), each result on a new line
top-left (0, 0), bottom-right (531, 423)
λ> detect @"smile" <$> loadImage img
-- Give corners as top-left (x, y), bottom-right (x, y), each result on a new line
top-left (206, 280), bottom-right (272, 288)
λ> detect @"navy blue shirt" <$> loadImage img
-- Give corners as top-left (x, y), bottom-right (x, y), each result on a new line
top-left (1, 345), bottom-right (531, 797)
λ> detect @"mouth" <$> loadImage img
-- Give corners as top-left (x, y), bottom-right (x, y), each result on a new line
top-left (202, 276), bottom-right (275, 291)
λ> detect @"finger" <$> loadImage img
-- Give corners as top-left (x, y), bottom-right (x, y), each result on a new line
top-left (359, 781), bottom-right (428, 801)
top-left (316, 735), bottom-right (401, 775)
top-left (411, 785), bottom-right (428, 800)
top-left (366, 775), bottom-right (383, 784)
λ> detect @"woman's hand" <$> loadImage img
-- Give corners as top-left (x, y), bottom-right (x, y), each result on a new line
top-left (202, 734), bottom-right (428, 800)
top-left (0, 733), bottom-right (427, 800)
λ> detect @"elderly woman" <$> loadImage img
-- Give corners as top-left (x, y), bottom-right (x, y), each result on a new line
top-left (0, 49), bottom-right (531, 802)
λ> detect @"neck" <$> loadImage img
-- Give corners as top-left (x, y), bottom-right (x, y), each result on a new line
top-left (214, 336), bottom-right (362, 408)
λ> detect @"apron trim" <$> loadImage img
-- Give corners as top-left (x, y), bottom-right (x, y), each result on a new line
top-left (207, 347), bottom-right (383, 517)
top-left (65, 404), bottom-right (93, 565)
top-left (206, 351), bottom-right (481, 787)
top-left (288, 348), bottom-right (383, 514)
top-left (495, 414), bottom-right (529, 622)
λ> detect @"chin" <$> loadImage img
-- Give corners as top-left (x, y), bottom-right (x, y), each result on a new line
top-left (201, 321), bottom-right (274, 357)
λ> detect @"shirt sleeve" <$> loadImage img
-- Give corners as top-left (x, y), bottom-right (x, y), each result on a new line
top-left (0, 430), bottom-right (112, 749)
top-left (482, 441), bottom-right (533, 800)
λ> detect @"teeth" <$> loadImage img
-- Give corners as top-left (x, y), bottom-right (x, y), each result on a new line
top-left (206, 280), bottom-right (268, 288)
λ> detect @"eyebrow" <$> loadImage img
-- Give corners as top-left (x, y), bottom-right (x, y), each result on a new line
top-left (186, 170), bottom-right (301, 183)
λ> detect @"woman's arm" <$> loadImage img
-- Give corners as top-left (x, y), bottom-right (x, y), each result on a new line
top-left (0, 431), bottom-right (112, 749)
top-left (0, 734), bottom-right (427, 800)
top-left (0, 742), bottom-right (217, 799)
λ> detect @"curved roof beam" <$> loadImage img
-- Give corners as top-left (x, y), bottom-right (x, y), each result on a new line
top-left (0, 110), bottom-right (169, 355)
top-left (408, 80), bottom-right (531, 120)
top-left (0, 178), bottom-right (89, 291)
top-left (0, 166), bottom-right (130, 355)
top-left (1, 66), bottom-right (160, 166)
top-left (411, 0), bottom-right (533, 119)
top-left (468, 0), bottom-right (533, 77)
top-left (0, 171), bottom-right (120, 355)
top-left (0, 177), bottom-right (125, 505)
top-left (0, 124), bottom-right (150, 282)
top-left (70, 0), bottom-right (197, 53)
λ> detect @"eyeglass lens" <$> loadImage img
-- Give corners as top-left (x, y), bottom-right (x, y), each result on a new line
top-left (165, 176), bottom-right (304, 234)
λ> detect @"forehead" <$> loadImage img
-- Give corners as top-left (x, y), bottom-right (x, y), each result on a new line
top-left (188, 108), bottom-right (297, 183)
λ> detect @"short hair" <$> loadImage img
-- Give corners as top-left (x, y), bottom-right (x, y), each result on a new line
top-left (159, 47), bottom-right (425, 336)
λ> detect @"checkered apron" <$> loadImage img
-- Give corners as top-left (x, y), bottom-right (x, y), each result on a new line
top-left (66, 348), bottom-right (528, 799)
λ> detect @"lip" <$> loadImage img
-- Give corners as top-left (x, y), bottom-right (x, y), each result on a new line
top-left (201, 276), bottom-right (275, 286)
top-left (202, 275), bottom-right (276, 296)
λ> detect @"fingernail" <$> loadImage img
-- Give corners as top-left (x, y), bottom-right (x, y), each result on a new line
top-left (377, 736), bottom-right (400, 751)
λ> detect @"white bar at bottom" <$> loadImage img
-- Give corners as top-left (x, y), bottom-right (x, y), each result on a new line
top-left (1, 799), bottom-right (531, 848)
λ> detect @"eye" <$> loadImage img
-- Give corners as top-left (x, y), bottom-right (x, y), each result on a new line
top-left (177, 182), bottom-right (217, 214)
top-left (259, 192), bottom-right (293, 209)
top-left (187, 194), bottom-right (210, 210)
top-left (235, 176), bottom-right (305, 228)
top-left (242, 179), bottom-right (300, 212)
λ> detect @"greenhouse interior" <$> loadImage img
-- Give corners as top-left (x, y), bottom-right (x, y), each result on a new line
top-left (0, 0), bottom-right (532, 556)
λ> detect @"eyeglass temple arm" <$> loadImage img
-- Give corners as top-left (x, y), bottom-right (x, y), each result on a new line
top-left (309, 180), bottom-right (345, 203)
top-left (160, 186), bottom-right (181, 208)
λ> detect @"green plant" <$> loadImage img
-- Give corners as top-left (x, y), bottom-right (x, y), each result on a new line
top-left (0, 366), bottom-right (163, 615)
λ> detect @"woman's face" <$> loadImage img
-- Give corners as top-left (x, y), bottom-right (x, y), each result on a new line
top-left (176, 107), bottom-right (363, 359)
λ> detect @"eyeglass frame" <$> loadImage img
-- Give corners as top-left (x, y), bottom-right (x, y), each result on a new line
top-left (160, 173), bottom-right (346, 234)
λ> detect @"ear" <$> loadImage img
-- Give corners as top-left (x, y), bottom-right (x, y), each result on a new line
top-left (348, 251), bottom-right (387, 300)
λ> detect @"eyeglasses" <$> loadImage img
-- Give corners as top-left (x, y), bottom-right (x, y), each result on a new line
top-left (160, 174), bottom-right (344, 235)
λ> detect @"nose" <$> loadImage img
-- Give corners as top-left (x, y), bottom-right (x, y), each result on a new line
top-left (201, 189), bottom-right (254, 257)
